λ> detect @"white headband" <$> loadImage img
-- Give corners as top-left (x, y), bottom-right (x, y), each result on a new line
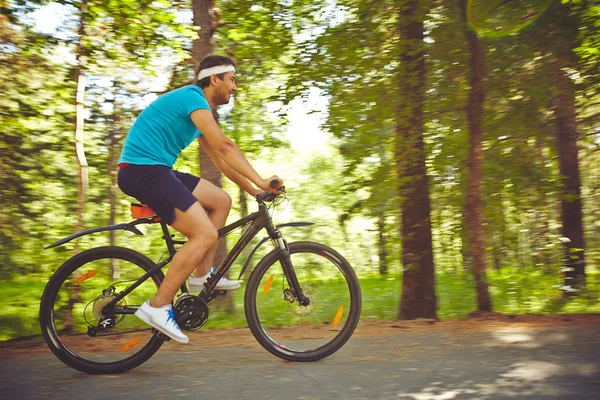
top-left (197, 65), bottom-right (235, 81)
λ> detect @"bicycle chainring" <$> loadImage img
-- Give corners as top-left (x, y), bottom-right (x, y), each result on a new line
top-left (173, 293), bottom-right (209, 331)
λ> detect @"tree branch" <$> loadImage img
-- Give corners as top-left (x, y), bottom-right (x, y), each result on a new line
top-left (578, 111), bottom-right (600, 125)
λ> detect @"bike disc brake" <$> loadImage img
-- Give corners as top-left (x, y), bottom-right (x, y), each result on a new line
top-left (287, 285), bottom-right (318, 317)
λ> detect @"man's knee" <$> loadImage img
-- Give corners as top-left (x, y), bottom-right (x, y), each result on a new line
top-left (187, 218), bottom-right (218, 242)
top-left (187, 227), bottom-right (217, 252)
top-left (192, 180), bottom-right (232, 213)
top-left (202, 226), bottom-right (218, 246)
top-left (219, 191), bottom-right (232, 211)
top-left (208, 189), bottom-right (231, 216)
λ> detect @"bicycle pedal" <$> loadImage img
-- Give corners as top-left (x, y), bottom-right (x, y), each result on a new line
top-left (151, 328), bottom-right (171, 342)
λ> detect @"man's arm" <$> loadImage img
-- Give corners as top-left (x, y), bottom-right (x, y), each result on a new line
top-left (191, 109), bottom-right (280, 193)
top-left (198, 136), bottom-right (259, 196)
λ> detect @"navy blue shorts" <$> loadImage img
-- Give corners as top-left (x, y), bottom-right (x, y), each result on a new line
top-left (117, 164), bottom-right (200, 225)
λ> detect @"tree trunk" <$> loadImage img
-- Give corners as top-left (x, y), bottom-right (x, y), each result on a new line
top-left (192, 0), bottom-right (233, 312)
top-left (68, 0), bottom-right (89, 332)
top-left (74, 73), bottom-right (88, 254)
top-left (239, 186), bottom-right (248, 218)
top-left (191, 0), bottom-right (214, 70)
top-left (460, 201), bottom-right (472, 271)
top-left (460, 0), bottom-right (492, 311)
top-left (198, 143), bottom-right (227, 266)
top-left (108, 86), bottom-right (121, 279)
top-left (554, 61), bottom-right (585, 294)
top-left (191, 0), bottom-right (218, 199)
top-left (73, 0), bottom-right (88, 254)
top-left (377, 213), bottom-right (388, 275)
top-left (396, 0), bottom-right (437, 320)
top-left (239, 186), bottom-right (254, 279)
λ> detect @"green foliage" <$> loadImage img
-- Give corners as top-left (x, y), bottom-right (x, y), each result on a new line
top-left (2, 0), bottom-right (600, 338)
top-left (4, 266), bottom-right (599, 340)
top-left (466, 0), bottom-right (553, 38)
top-left (1, 18), bottom-right (74, 279)
top-left (1, 0), bottom-right (194, 282)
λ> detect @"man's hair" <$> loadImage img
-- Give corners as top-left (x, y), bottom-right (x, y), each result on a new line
top-left (196, 55), bottom-right (236, 88)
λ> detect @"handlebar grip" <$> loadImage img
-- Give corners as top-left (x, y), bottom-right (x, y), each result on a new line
top-left (270, 180), bottom-right (285, 193)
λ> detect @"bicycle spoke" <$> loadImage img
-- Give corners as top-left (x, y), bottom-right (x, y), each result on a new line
top-left (246, 242), bottom-right (361, 361)
top-left (40, 247), bottom-right (165, 373)
top-left (51, 258), bottom-right (158, 360)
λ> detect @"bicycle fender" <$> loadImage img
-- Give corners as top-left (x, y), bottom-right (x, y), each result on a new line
top-left (45, 223), bottom-right (144, 249)
top-left (238, 221), bottom-right (314, 280)
top-left (276, 222), bottom-right (314, 228)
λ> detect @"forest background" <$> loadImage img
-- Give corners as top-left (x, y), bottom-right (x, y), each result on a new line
top-left (1, 0), bottom-right (599, 340)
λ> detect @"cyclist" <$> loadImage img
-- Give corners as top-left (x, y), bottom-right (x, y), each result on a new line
top-left (117, 55), bottom-right (283, 344)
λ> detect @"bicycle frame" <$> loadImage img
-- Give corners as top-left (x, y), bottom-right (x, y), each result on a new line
top-left (100, 196), bottom-right (308, 315)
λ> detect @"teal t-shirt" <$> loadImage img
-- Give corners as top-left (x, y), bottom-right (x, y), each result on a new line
top-left (118, 85), bottom-right (212, 167)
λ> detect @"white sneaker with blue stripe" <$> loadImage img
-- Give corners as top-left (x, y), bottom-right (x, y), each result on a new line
top-left (188, 266), bottom-right (241, 292)
top-left (135, 301), bottom-right (189, 344)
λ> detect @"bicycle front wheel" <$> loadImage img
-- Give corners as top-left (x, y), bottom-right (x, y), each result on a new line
top-left (39, 246), bottom-right (165, 374)
top-left (245, 241), bottom-right (361, 361)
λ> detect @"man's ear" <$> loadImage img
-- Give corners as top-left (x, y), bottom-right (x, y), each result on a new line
top-left (210, 74), bottom-right (218, 86)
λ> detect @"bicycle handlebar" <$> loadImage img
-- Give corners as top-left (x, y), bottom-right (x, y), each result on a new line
top-left (256, 185), bottom-right (286, 203)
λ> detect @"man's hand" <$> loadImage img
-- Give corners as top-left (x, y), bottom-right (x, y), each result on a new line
top-left (259, 176), bottom-right (284, 194)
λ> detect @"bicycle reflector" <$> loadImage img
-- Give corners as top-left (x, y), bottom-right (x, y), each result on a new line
top-left (263, 273), bottom-right (276, 296)
top-left (74, 270), bottom-right (98, 284)
top-left (332, 305), bottom-right (344, 328)
top-left (120, 337), bottom-right (142, 352)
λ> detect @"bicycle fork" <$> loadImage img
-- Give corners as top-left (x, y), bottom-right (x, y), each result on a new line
top-left (271, 230), bottom-right (310, 306)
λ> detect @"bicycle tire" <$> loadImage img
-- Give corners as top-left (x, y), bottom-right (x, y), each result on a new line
top-left (244, 241), bottom-right (361, 361)
top-left (39, 246), bottom-right (165, 374)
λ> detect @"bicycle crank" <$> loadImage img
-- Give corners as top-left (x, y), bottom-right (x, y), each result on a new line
top-left (173, 293), bottom-right (209, 331)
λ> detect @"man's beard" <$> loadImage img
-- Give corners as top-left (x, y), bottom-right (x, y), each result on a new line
top-left (217, 91), bottom-right (230, 106)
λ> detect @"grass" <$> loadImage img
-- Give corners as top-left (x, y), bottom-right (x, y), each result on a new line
top-left (0, 276), bottom-right (47, 340)
top-left (2, 267), bottom-right (599, 341)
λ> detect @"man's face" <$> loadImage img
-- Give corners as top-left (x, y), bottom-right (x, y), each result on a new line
top-left (215, 71), bottom-right (237, 105)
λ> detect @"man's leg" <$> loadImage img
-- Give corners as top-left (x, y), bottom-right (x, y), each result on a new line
top-left (150, 202), bottom-right (217, 307)
top-left (189, 179), bottom-right (232, 278)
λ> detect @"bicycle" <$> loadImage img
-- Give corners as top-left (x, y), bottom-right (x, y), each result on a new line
top-left (39, 189), bottom-right (362, 374)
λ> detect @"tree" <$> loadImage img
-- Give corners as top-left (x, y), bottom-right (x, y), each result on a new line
top-left (272, 0), bottom-right (439, 314)
top-left (73, 0), bottom-right (89, 253)
top-left (191, 0), bottom-right (230, 270)
top-left (459, 0), bottom-right (492, 311)
top-left (0, 5), bottom-right (73, 278)
top-left (396, 0), bottom-right (437, 320)
top-left (544, 0), bottom-right (587, 293)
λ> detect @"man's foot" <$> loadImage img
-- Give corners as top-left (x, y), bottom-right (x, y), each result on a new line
top-left (135, 301), bottom-right (189, 344)
top-left (188, 266), bottom-right (241, 292)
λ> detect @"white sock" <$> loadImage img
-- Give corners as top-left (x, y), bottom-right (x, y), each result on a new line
top-left (192, 268), bottom-right (213, 280)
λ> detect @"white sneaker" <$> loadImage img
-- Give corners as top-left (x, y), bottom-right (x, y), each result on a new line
top-left (188, 266), bottom-right (241, 292)
top-left (135, 301), bottom-right (189, 344)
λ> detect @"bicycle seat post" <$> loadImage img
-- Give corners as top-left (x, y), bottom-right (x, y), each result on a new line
top-left (158, 220), bottom-right (177, 255)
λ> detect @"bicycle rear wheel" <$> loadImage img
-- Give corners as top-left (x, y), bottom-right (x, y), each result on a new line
top-left (39, 246), bottom-right (165, 374)
top-left (245, 241), bottom-right (361, 361)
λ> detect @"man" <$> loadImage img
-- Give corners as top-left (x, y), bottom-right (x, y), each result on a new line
top-left (117, 55), bottom-right (283, 344)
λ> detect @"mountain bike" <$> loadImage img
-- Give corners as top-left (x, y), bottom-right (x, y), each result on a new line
top-left (39, 190), bottom-right (362, 374)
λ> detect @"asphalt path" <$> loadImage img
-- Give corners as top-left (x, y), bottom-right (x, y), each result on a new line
top-left (1, 319), bottom-right (599, 400)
